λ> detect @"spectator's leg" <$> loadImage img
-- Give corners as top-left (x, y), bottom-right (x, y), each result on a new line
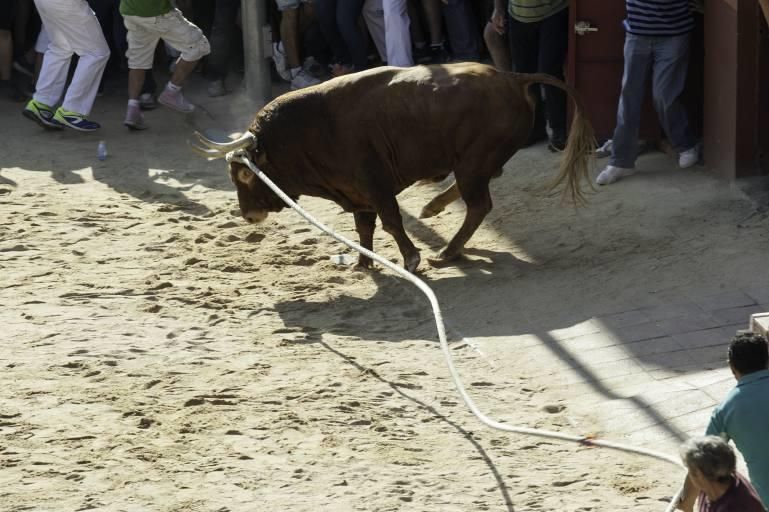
top-left (142, 67), bottom-right (156, 95)
top-left (33, 3), bottom-right (77, 109)
top-left (0, 1), bottom-right (14, 86)
top-left (12, 0), bottom-right (33, 66)
top-left (483, 21), bottom-right (510, 71)
top-left (610, 34), bottom-right (653, 169)
top-left (336, 0), bottom-right (368, 70)
top-left (408, 0), bottom-right (426, 48)
top-left (54, 6), bottom-right (109, 116)
top-left (362, 0), bottom-right (386, 63)
top-left (160, 10), bottom-right (211, 88)
top-left (127, 68), bottom-right (146, 100)
top-left (315, 0), bottom-right (352, 68)
top-left (651, 34), bottom-right (696, 152)
top-left (537, 7), bottom-right (568, 146)
top-left (206, 0), bottom-right (240, 85)
top-left (383, 0), bottom-right (413, 66)
top-left (420, 0), bottom-right (443, 45)
top-left (442, 0), bottom-right (479, 61)
top-left (0, 30), bottom-right (11, 82)
top-left (508, 14), bottom-right (544, 142)
top-left (280, 7), bottom-right (302, 70)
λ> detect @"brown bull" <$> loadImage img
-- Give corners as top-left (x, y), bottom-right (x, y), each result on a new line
top-left (192, 62), bottom-right (595, 272)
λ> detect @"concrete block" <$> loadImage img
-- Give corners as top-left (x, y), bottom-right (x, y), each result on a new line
top-left (751, 312), bottom-right (769, 336)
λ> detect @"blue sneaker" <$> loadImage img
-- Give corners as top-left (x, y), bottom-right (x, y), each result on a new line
top-left (53, 107), bottom-right (101, 132)
top-left (22, 99), bottom-right (63, 130)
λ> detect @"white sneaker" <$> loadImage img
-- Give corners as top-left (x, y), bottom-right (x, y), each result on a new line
top-left (158, 86), bottom-right (195, 113)
top-left (596, 139), bottom-right (613, 158)
top-left (596, 165), bottom-right (635, 186)
top-left (679, 146), bottom-right (699, 168)
top-left (290, 69), bottom-right (321, 90)
top-left (272, 42), bottom-right (291, 82)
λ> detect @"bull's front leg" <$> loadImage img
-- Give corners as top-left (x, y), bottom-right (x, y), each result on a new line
top-left (353, 211), bottom-right (377, 270)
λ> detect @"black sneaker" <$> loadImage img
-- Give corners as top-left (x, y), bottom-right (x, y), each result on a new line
top-left (413, 46), bottom-right (432, 64)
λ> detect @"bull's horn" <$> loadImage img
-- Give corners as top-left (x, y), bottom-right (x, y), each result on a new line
top-left (193, 131), bottom-right (255, 151)
top-left (188, 141), bottom-right (226, 159)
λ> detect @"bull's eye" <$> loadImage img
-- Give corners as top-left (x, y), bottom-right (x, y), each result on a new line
top-left (237, 168), bottom-right (254, 185)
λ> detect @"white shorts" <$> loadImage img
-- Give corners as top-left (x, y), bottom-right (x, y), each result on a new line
top-left (123, 8), bottom-right (210, 70)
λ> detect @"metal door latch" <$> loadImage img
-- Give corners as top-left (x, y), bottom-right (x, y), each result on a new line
top-left (575, 21), bottom-right (599, 36)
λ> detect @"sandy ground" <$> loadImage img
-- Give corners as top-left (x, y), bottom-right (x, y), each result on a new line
top-left (2, 78), bottom-right (769, 512)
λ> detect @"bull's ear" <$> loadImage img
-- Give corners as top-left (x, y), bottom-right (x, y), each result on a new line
top-left (237, 167), bottom-right (255, 185)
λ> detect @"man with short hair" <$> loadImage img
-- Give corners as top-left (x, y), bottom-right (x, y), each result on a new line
top-left (121, 0), bottom-right (210, 130)
top-left (678, 333), bottom-right (769, 511)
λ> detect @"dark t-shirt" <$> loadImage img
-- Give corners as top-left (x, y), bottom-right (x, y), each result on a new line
top-left (698, 473), bottom-right (766, 512)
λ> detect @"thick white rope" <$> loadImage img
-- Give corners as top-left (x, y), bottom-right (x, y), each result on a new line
top-left (226, 150), bottom-right (685, 511)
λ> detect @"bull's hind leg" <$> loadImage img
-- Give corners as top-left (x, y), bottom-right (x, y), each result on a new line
top-left (428, 172), bottom-right (493, 267)
top-left (353, 211), bottom-right (377, 270)
top-left (374, 198), bottom-right (421, 273)
top-left (420, 180), bottom-right (460, 219)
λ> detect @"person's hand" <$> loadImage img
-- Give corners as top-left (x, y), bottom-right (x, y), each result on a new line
top-left (490, 7), bottom-right (506, 35)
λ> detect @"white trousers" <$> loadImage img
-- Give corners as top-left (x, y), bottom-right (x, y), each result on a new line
top-left (33, 0), bottom-right (110, 115)
top-left (383, 0), bottom-right (413, 66)
top-left (362, 0), bottom-right (386, 64)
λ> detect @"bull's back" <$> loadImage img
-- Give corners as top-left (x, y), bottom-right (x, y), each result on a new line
top-left (253, 63), bottom-right (534, 191)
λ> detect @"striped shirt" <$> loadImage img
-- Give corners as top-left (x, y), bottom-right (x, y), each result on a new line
top-left (508, 0), bottom-right (568, 23)
top-left (624, 0), bottom-right (695, 36)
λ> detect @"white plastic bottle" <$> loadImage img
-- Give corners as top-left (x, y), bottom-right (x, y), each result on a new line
top-left (97, 140), bottom-right (108, 161)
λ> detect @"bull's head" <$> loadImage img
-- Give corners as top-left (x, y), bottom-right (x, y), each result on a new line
top-left (228, 162), bottom-right (288, 224)
top-left (190, 131), bottom-right (287, 224)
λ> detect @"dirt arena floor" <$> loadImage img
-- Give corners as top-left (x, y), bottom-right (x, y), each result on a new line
top-left (2, 83), bottom-right (769, 512)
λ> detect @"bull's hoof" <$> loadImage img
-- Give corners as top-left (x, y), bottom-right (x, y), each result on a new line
top-left (427, 251), bottom-right (462, 268)
top-left (404, 253), bottom-right (421, 273)
top-left (419, 205), bottom-right (443, 219)
top-left (354, 256), bottom-right (374, 271)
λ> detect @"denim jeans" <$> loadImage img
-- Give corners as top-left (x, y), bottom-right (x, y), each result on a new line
top-left (316, 0), bottom-right (367, 70)
top-left (442, 0), bottom-right (479, 61)
top-left (610, 33), bottom-right (696, 168)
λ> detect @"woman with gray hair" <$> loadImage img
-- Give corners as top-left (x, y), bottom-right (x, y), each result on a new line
top-left (677, 435), bottom-right (765, 511)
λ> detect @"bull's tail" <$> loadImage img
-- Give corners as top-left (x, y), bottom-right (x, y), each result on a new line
top-left (516, 73), bottom-right (596, 205)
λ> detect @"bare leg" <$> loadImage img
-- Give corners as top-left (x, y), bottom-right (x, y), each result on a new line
top-left (128, 68), bottom-right (146, 99)
top-left (280, 8), bottom-right (301, 69)
top-left (170, 58), bottom-right (197, 87)
top-left (484, 22), bottom-right (511, 71)
top-left (353, 211), bottom-right (377, 270)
